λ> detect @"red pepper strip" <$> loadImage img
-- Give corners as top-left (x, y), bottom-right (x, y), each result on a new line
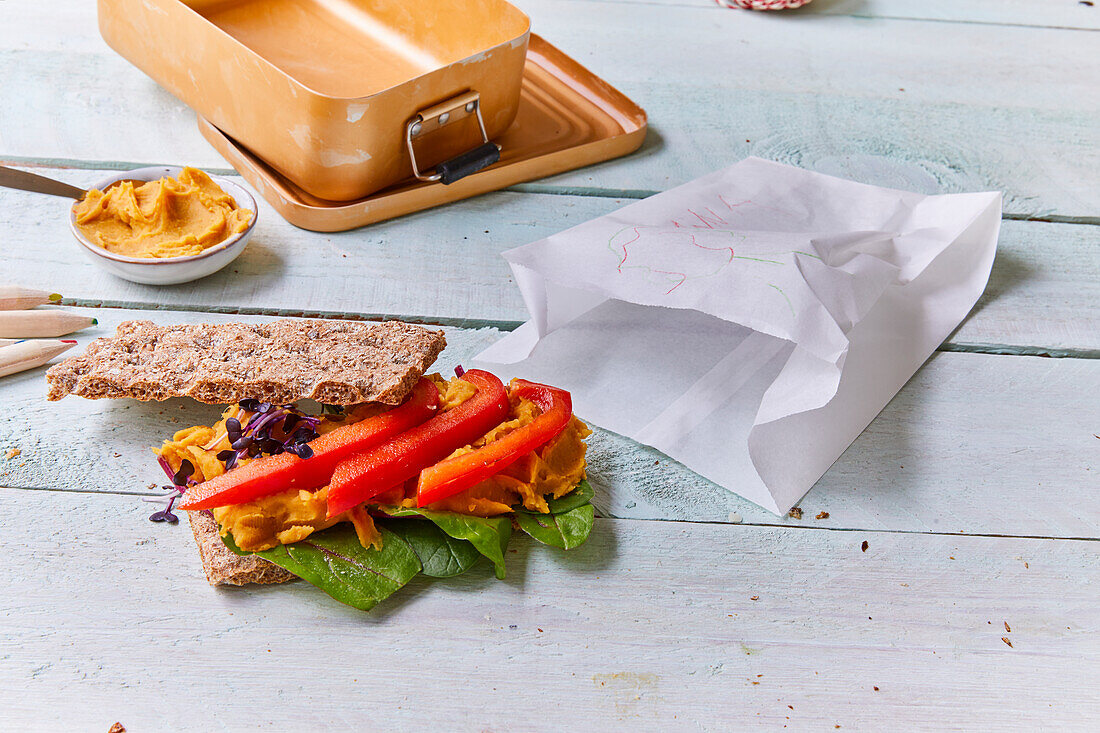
top-left (326, 369), bottom-right (510, 518)
top-left (416, 379), bottom-right (572, 507)
top-left (179, 379), bottom-right (439, 510)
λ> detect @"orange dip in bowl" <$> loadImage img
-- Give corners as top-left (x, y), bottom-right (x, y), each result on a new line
top-left (73, 167), bottom-right (253, 259)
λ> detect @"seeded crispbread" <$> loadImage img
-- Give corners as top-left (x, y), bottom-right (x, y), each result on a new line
top-left (188, 510), bottom-right (295, 586)
top-left (46, 319), bottom-right (446, 405)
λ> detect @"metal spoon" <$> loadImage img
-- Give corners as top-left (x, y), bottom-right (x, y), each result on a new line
top-left (0, 164), bottom-right (86, 199)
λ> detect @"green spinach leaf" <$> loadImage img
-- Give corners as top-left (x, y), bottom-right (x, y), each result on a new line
top-left (515, 503), bottom-right (594, 550)
top-left (514, 479), bottom-right (595, 515)
top-left (381, 518), bottom-right (481, 578)
top-left (217, 478), bottom-right (596, 609)
top-left (382, 507), bottom-right (512, 579)
top-left (221, 530), bottom-right (251, 558)
top-left (223, 525), bottom-right (421, 611)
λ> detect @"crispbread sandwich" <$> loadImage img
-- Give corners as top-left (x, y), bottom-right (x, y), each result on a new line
top-left (48, 318), bottom-right (595, 609)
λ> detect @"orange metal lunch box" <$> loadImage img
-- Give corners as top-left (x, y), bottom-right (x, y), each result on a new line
top-left (99, 0), bottom-right (531, 201)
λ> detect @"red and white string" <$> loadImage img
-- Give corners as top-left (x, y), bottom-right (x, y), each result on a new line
top-left (715, 0), bottom-right (813, 10)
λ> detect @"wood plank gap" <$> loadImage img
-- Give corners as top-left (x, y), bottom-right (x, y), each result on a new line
top-left (57, 298), bottom-right (1100, 360)
top-left (1004, 213), bottom-right (1100, 226)
top-left (9, 157), bottom-right (1100, 227)
top-left (0, 485), bottom-right (154, 498)
top-left (939, 342), bottom-right (1100, 360)
top-left (3, 485), bottom-right (1096, 544)
top-left (613, 513), bottom-right (1100, 543)
top-left (566, 0), bottom-right (1100, 32)
top-left (0, 156), bottom-right (659, 201)
top-left (508, 182), bottom-right (657, 199)
top-left (793, 16), bottom-right (1100, 34)
top-left (0, 155), bottom-right (239, 177)
top-left (56, 298), bottom-right (522, 333)
top-left (8, 157), bottom-right (1100, 226)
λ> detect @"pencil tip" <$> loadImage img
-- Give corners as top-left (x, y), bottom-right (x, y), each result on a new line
top-left (62, 340), bottom-right (77, 344)
top-left (49, 293), bottom-right (63, 302)
top-left (91, 318), bottom-right (99, 325)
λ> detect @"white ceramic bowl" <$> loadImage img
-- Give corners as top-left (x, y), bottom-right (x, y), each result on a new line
top-left (69, 166), bottom-right (257, 285)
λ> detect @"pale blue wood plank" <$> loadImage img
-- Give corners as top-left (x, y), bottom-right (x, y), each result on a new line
top-left (1, 487), bottom-right (1095, 730)
top-left (3, 166), bottom-right (1098, 352)
top-left (1, 1), bottom-right (1097, 218)
top-left (2, 307), bottom-right (1097, 537)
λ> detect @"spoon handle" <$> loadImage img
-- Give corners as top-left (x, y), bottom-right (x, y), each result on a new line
top-left (0, 165), bottom-right (86, 200)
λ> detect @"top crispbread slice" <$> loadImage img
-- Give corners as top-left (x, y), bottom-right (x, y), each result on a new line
top-left (46, 319), bottom-right (446, 406)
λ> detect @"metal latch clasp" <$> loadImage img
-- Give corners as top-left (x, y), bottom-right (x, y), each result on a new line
top-left (406, 91), bottom-right (501, 184)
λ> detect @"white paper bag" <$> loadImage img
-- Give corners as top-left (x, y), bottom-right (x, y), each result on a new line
top-left (476, 158), bottom-right (1002, 514)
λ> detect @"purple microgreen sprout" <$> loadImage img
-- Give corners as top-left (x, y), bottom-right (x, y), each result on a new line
top-left (146, 402), bottom-right (328, 524)
top-left (172, 460), bottom-right (195, 486)
top-left (246, 406), bottom-right (289, 440)
top-left (238, 399), bottom-right (272, 414)
top-left (214, 402), bottom-right (323, 472)
top-left (148, 506), bottom-right (180, 524)
top-left (148, 458), bottom-right (195, 524)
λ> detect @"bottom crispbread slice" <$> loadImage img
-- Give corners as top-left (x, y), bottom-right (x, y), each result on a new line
top-left (188, 510), bottom-right (295, 586)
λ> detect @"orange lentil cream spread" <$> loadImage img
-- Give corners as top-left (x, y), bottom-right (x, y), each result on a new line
top-left (155, 375), bottom-right (591, 552)
top-left (73, 167), bottom-right (252, 258)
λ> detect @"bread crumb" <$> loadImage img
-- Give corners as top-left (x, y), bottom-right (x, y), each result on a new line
top-left (5, 448), bottom-right (20, 460)
top-left (815, 511), bottom-right (829, 520)
top-left (1004, 621), bottom-right (1011, 633)
top-left (750, 595), bottom-right (760, 601)
top-left (108, 724), bottom-right (126, 733)
top-left (787, 507), bottom-right (802, 519)
top-left (1002, 637), bottom-right (1013, 648)
top-left (861, 540), bottom-right (869, 552)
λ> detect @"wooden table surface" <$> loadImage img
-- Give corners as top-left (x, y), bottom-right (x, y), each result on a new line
top-left (2, 1), bottom-right (1098, 730)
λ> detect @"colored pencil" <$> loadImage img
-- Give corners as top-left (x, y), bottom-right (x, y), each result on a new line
top-left (0, 309), bottom-right (97, 338)
top-left (0, 286), bottom-right (62, 311)
top-left (0, 339), bottom-right (77, 378)
top-left (0, 339), bottom-right (18, 348)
